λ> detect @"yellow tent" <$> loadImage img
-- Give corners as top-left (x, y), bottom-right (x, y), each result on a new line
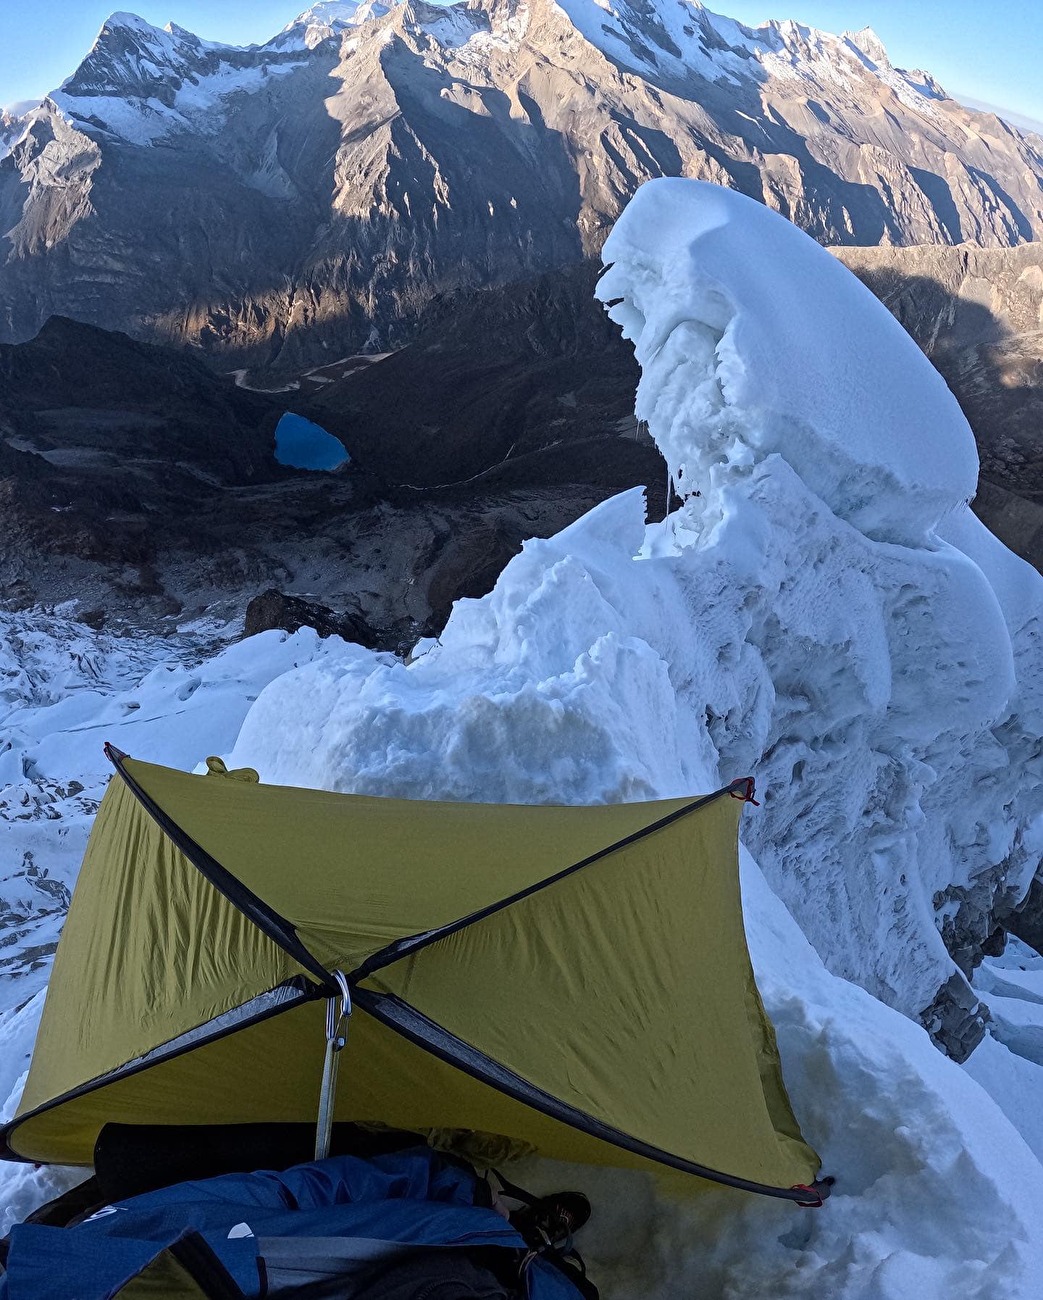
top-left (0, 744), bottom-right (828, 1205)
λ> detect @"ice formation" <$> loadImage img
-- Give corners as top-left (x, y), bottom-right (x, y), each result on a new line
top-left (229, 180), bottom-right (1043, 1049)
top-left (4, 178), bottom-right (1043, 1295)
top-left (595, 180), bottom-right (1043, 1044)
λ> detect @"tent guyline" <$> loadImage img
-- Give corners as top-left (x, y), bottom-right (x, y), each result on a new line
top-left (1, 745), bottom-right (833, 1209)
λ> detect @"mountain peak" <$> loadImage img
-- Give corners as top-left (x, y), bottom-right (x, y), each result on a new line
top-left (281, 0), bottom-right (397, 43)
top-left (843, 25), bottom-right (890, 68)
top-left (164, 20), bottom-right (204, 42)
top-left (60, 14), bottom-right (199, 104)
top-left (50, 9), bottom-right (311, 146)
top-left (101, 11), bottom-right (164, 36)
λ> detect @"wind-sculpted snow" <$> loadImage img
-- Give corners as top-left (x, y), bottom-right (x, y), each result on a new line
top-left (593, 180), bottom-right (1042, 1036)
top-left (598, 180), bottom-right (980, 543)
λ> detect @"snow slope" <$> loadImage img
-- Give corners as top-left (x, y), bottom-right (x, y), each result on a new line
top-left (3, 179), bottom-right (1043, 1296)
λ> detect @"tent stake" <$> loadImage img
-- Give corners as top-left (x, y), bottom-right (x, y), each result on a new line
top-left (315, 971), bottom-right (352, 1161)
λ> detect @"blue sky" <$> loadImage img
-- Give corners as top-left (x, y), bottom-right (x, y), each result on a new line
top-left (2, 0), bottom-right (1042, 130)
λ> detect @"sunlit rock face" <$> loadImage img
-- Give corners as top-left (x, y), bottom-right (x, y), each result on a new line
top-left (4, 0), bottom-right (1043, 367)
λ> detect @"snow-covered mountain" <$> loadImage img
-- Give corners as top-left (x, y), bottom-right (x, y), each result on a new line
top-left (0, 110), bottom-right (27, 161)
top-left (275, 0), bottom-right (398, 47)
top-left (48, 12), bottom-right (314, 145)
top-left (4, 178), bottom-right (1043, 1295)
top-left (2, 0), bottom-right (1043, 366)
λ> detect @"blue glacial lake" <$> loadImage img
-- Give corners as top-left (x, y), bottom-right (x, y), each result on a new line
top-left (274, 413), bottom-right (349, 470)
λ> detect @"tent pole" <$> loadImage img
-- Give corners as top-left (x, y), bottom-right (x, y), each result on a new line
top-left (314, 971), bottom-right (352, 1161)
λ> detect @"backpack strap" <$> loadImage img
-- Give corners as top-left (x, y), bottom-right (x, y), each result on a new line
top-left (488, 1171), bottom-right (598, 1300)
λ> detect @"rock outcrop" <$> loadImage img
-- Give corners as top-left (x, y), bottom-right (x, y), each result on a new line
top-left (0, 109), bottom-right (27, 161)
top-left (243, 588), bottom-right (381, 647)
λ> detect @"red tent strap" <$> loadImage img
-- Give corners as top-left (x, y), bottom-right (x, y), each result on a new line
top-left (729, 776), bottom-right (760, 806)
top-left (791, 1176), bottom-right (835, 1208)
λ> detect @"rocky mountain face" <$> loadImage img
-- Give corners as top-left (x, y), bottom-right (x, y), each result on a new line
top-left (0, 316), bottom-right (287, 614)
top-left (304, 248), bottom-right (1043, 573)
top-left (0, 315), bottom-right (283, 483)
top-left (6, 256), bottom-right (1036, 645)
top-left (0, 111), bottom-right (27, 161)
top-left (304, 261), bottom-right (643, 486)
top-left (3, 0), bottom-right (1043, 369)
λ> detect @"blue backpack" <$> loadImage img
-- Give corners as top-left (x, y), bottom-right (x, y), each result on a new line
top-left (0, 1146), bottom-right (596, 1299)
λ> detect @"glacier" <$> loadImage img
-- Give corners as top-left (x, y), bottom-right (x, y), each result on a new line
top-left (2, 177), bottom-right (1043, 1296)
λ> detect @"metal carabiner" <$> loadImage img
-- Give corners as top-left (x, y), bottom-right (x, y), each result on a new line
top-left (315, 969), bottom-right (352, 1161)
top-left (325, 968), bottom-right (352, 1048)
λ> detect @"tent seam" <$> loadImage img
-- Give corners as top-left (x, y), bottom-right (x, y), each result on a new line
top-left (104, 744), bottom-right (336, 990)
top-left (354, 987), bottom-right (826, 1205)
top-left (351, 779), bottom-right (750, 981)
top-left (0, 980), bottom-right (321, 1165)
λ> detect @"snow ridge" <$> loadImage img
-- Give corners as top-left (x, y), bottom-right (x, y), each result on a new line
top-left (43, 0), bottom-right (951, 148)
top-left (50, 12), bottom-right (311, 145)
